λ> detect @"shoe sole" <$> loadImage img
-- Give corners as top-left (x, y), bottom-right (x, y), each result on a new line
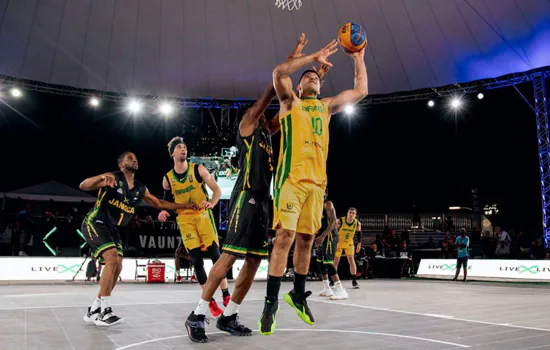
top-left (186, 321), bottom-right (208, 343)
top-left (216, 324), bottom-right (252, 336)
top-left (283, 293), bottom-right (314, 325)
top-left (258, 304), bottom-right (280, 336)
top-left (330, 294), bottom-right (349, 300)
top-left (94, 318), bottom-right (123, 327)
top-left (83, 315), bottom-right (98, 323)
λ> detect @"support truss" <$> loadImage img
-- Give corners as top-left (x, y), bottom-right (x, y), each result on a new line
top-left (533, 72), bottom-right (550, 246)
top-left (219, 200), bottom-right (229, 231)
top-left (220, 105), bottom-right (231, 128)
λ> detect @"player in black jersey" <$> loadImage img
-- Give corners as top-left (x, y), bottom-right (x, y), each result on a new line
top-left (315, 188), bottom-right (348, 300)
top-left (80, 152), bottom-right (198, 327)
top-left (185, 81), bottom-right (279, 342)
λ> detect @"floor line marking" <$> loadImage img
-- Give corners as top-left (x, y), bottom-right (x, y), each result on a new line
top-left (113, 328), bottom-right (470, 349)
top-left (310, 298), bottom-right (550, 333)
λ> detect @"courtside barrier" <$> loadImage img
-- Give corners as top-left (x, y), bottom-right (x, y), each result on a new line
top-left (417, 259), bottom-right (550, 282)
top-left (0, 257), bottom-right (269, 281)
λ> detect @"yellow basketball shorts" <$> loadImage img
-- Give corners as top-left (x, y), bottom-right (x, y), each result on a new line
top-left (176, 209), bottom-right (219, 251)
top-left (335, 242), bottom-right (355, 258)
top-left (273, 180), bottom-right (325, 235)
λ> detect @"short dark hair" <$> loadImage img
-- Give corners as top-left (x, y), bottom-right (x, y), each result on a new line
top-left (348, 207), bottom-right (357, 213)
top-left (300, 69), bottom-right (321, 82)
top-left (117, 151), bottom-right (132, 165)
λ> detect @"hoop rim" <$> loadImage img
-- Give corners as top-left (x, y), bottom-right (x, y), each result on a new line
top-left (275, 0), bottom-right (303, 11)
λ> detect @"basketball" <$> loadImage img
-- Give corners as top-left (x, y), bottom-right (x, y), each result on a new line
top-left (338, 22), bottom-right (367, 53)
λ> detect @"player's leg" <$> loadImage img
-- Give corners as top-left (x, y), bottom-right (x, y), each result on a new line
top-left (282, 184), bottom-right (324, 326)
top-left (175, 256), bottom-right (182, 282)
top-left (111, 241), bottom-right (123, 290)
top-left (317, 246), bottom-right (333, 297)
top-left (345, 245), bottom-right (359, 288)
top-left (325, 234), bottom-right (347, 299)
top-left (199, 209), bottom-right (231, 304)
top-left (260, 182), bottom-right (304, 335)
top-left (462, 258), bottom-right (468, 281)
top-left (218, 196), bottom-right (269, 336)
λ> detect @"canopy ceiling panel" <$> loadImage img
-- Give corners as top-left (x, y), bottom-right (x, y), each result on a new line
top-left (0, 0), bottom-right (547, 100)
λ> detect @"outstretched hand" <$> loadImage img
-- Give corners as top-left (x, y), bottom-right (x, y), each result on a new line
top-left (287, 33), bottom-right (309, 61)
top-left (314, 40), bottom-right (339, 67)
top-left (346, 45), bottom-right (366, 59)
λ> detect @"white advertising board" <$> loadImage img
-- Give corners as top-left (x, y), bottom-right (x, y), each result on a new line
top-left (0, 257), bottom-right (268, 282)
top-left (417, 259), bottom-right (550, 282)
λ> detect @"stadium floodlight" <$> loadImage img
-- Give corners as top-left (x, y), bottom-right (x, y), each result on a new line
top-left (477, 93), bottom-right (484, 100)
top-left (127, 99), bottom-right (142, 114)
top-left (344, 104), bottom-right (354, 115)
top-left (89, 97), bottom-right (100, 107)
top-left (450, 97), bottom-right (462, 109)
top-left (428, 100), bottom-right (435, 107)
top-left (10, 88), bottom-right (22, 98)
top-left (159, 101), bottom-right (174, 116)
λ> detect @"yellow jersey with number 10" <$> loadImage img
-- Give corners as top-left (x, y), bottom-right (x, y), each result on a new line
top-left (166, 163), bottom-right (209, 216)
top-left (275, 97), bottom-right (330, 189)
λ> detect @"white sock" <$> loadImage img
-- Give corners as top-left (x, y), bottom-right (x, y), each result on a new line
top-left (91, 297), bottom-right (101, 311)
top-left (194, 298), bottom-right (209, 316)
top-left (176, 270), bottom-right (181, 277)
top-left (223, 300), bottom-right (240, 316)
top-left (323, 279), bottom-right (330, 289)
top-left (100, 296), bottom-right (110, 313)
top-left (335, 281), bottom-right (344, 291)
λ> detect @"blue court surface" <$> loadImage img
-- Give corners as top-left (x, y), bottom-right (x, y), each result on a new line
top-left (1, 279), bottom-right (550, 349)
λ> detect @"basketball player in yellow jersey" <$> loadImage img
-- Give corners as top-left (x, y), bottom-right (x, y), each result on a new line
top-left (334, 207), bottom-right (362, 289)
top-left (259, 34), bottom-right (368, 335)
top-left (157, 137), bottom-right (230, 317)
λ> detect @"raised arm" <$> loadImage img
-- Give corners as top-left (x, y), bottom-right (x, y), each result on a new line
top-left (240, 84), bottom-right (277, 137)
top-left (79, 172), bottom-right (116, 191)
top-left (323, 47), bottom-right (368, 115)
top-left (273, 37), bottom-right (339, 108)
top-left (198, 164), bottom-right (221, 209)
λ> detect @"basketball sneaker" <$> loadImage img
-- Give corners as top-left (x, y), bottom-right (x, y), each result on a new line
top-left (330, 288), bottom-right (348, 300)
top-left (318, 287), bottom-right (334, 297)
top-left (83, 307), bottom-right (100, 323)
top-left (258, 298), bottom-right (279, 335)
top-left (283, 290), bottom-right (315, 325)
top-left (185, 311), bottom-right (209, 343)
top-left (216, 313), bottom-right (252, 336)
top-left (94, 307), bottom-right (123, 327)
top-left (176, 275), bottom-right (183, 283)
top-left (209, 299), bottom-right (223, 317)
top-left (352, 280), bottom-right (360, 289)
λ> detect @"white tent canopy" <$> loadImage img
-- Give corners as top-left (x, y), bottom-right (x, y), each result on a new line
top-left (1, 181), bottom-right (96, 203)
top-left (0, 0), bottom-right (548, 100)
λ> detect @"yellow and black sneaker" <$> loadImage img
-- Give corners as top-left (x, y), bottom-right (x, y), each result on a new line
top-left (283, 290), bottom-right (314, 325)
top-left (258, 298), bottom-right (279, 335)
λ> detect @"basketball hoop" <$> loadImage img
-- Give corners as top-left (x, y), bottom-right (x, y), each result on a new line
top-left (275, 0), bottom-right (302, 11)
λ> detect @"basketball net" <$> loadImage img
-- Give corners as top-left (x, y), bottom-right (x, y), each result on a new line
top-left (275, 0), bottom-right (302, 11)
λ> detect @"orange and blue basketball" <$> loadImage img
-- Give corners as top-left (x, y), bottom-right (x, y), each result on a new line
top-left (338, 22), bottom-right (367, 53)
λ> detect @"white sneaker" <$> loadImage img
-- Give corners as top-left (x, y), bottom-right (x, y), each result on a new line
top-left (83, 307), bottom-right (100, 323)
top-left (318, 288), bottom-right (334, 297)
top-left (330, 288), bottom-right (348, 300)
top-left (94, 307), bottom-right (123, 327)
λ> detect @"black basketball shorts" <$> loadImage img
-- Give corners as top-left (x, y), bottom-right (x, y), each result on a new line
top-left (81, 220), bottom-right (123, 264)
top-left (316, 229), bottom-right (339, 264)
top-left (223, 190), bottom-right (269, 259)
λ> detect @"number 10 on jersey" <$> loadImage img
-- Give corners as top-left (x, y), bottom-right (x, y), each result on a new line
top-left (311, 117), bottom-right (323, 136)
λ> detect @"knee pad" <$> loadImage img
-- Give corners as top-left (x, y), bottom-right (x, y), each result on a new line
top-left (325, 263), bottom-right (337, 278)
top-left (207, 244), bottom-right (221, 264)
top-left (189, 248), bottom-right (207, 284)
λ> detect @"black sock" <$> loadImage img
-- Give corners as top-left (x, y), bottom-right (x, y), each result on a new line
top-left (294, 272), bottom-right (306, 296)
top-left (222, 288), bottom-right (230, 298)
top-left (352, 275), bottom-right (357, 282)
top-left (266, 275), bottom-right (282, 302)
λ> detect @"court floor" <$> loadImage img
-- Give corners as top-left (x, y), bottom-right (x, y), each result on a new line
top-left (1, 279), bottom-right (550, 349)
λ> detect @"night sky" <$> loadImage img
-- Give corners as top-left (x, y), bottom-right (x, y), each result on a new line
top-left (0, 80), bottom-right (546, 234)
